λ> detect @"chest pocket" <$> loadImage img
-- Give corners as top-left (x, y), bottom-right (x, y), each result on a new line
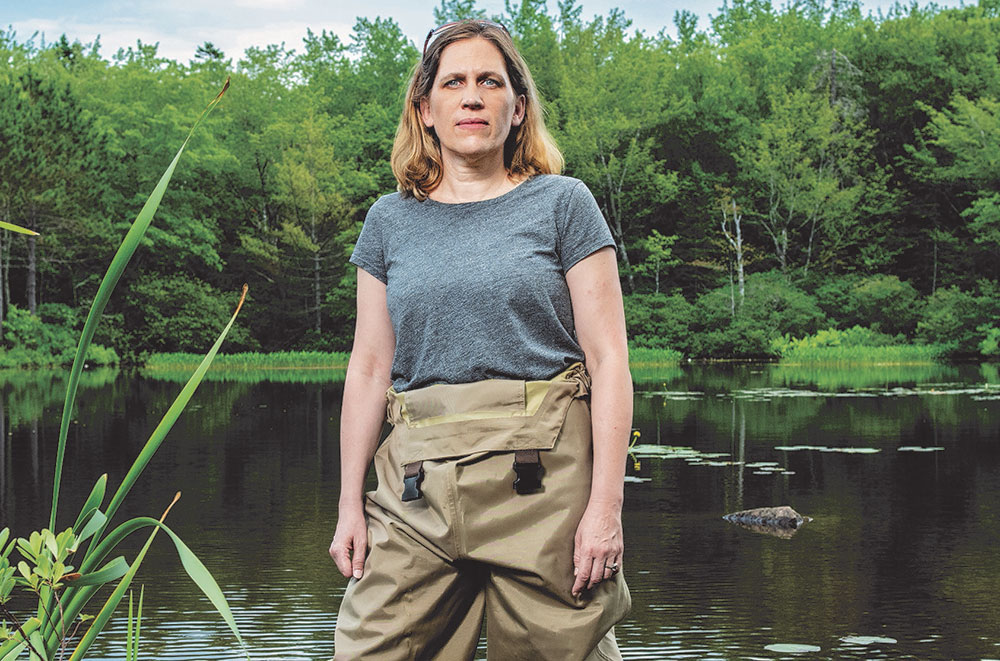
top-left (385, 362), bottom-right (590, 467)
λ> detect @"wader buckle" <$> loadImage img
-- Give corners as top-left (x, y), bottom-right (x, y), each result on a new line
top-left (401, 461), bottom-right (424, 502)
top-left (513, 450), bottom-right (544, 494)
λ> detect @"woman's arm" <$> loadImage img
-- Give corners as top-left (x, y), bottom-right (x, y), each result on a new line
top-left (329, 268), bottom-right (396, 579)
top-left (565, 246), bottom-right (632, 597)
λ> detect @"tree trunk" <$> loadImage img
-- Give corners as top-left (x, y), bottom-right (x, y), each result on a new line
top-left (2, 232), bottom-right (10, 320)
top-left (0, 395), bottom-right (6, 509)
top-left (311, 209), bottom-right (321, 334)
top-left (729, 260), bottom-right (735, 318)
top-left (598, 146), bottom-right (635, 292)
top-left (0, 223), bottom-right (5, 342)
top-left (803, 213), bottom-right (819, 277)
top-left (721, 198), bottom-right (745, 313)
top-left (932, 234), bottom-right (938, 295)
top-left (27, 234), bottom-right (37, 315)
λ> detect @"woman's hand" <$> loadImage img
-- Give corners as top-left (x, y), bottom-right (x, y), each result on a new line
top-left (330, 503), bottom-right (368, 579)
top-left (571, 498), bottom-right (624, 597)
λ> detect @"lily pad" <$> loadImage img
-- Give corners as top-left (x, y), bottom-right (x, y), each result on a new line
top-left (840, 635), bottom-right (897, 645)
top-left (764, 643), bottom-right (822, 653)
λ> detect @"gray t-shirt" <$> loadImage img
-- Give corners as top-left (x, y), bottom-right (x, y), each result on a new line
top-left (350, 174), bottom-right (615, 392)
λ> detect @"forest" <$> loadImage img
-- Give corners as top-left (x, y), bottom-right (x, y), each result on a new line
top-left (1, 0), bottom-right (999, 366)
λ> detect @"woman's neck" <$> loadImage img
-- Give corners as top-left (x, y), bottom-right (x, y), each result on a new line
top-left (429, 152), bottom-right (520, 203)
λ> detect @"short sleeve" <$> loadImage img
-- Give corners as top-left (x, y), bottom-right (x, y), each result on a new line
top-left (349, 201), bottom-right (388, 284)
top-left (557, 180), bottom-right (616, 272)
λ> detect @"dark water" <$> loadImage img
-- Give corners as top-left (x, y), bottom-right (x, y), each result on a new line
top-left (2, 363), bottom-right (999, 660)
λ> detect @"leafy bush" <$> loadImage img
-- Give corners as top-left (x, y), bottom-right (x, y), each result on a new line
top-left (816, 274), bottom-right (922, 335)
top-left (916, 285), bottom-right (990, 355)
top-left (0, 304), bottom-right (118, 367)
top-left (686, 271), bottom-right (827, 358)
top-left (623, 292), bottom-right (692, 351)
top-left (121, 275), bottom-right (256, 355)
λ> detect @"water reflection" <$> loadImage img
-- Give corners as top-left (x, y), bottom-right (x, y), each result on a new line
top-left (0, 363), bottom-right (998, 659)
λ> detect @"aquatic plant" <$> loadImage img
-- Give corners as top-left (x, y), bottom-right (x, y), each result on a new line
top-left (628, 347), bottom-right (684, 366)
top-left (144, 349), bottom-right (351, 371)
top-left (773, 326), bottom-right (947, 364)
top-left (0, 80), bottom-right (247, 659)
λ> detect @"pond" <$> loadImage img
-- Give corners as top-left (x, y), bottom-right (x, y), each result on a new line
top-left (2, 362), bottom-right (999, 659)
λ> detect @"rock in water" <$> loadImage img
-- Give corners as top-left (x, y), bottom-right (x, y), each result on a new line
top-left (723, 506), bottom-right (812, 538)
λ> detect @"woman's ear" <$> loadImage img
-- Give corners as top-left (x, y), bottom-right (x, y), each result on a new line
top-left (512, 94), bottom-right (526, 127)
top-left (419, 97), bottom-right (434, 128)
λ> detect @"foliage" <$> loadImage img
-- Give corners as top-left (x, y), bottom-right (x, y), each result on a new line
top-left (2, 3), bottom-right (1000, 359)
top-left (0, 304), bottom-right (118, 368)
top-left (121, 275), bottom-right (255, 356)
top-left (773, 325), bottom-right (946, 363)
top-left (0, 81), bottom-right (246, 660)
top-left (145, 350), bottom-right (351, 370)
top-left (915, 283), bottom-right (1000, 356)
top-left (814, 274), bottom-right (923, 336)
top-left (623, 292), bottom-right (692, 351)
top-left (686, 270), bottom-right (827, 358)
top-left (628, 346), bottom-right (684, 365)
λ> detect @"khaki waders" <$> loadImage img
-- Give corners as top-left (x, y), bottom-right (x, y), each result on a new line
top-left (333, 363), bottom-right (631, 660)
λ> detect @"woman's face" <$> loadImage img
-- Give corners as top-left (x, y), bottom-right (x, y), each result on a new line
top-left (420, 37), bottom-right (526, 165)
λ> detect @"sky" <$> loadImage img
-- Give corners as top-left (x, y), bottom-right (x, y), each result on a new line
top-left (5, 0), bottom-right (970, 63)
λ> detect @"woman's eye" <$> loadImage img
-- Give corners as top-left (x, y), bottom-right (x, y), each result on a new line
top-left (444, 79), bottom-right (462, 88)
top-left (482, 78), bottom-right (500, 87)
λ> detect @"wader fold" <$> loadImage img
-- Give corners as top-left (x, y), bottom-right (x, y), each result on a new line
top-left (334, 363), bottom-right (631, 661)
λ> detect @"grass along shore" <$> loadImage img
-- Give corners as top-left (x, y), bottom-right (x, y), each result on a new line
top-left (144, 341), bottom-right (947, 373)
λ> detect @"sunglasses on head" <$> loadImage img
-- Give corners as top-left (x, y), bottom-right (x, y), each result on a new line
top-left (422, 19), bottom-right (511, 60)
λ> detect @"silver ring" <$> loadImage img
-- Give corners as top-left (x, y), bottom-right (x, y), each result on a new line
top-left (604, 562), bottom-right (619, 574)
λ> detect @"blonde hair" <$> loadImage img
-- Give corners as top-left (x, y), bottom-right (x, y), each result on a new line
top-left (390, 20), bottom-right (564, 200)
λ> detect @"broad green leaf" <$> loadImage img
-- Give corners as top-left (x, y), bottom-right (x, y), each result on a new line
top-left (0, 641), bottom-right (26, 661)
top-left (27, 631), bottom-right (45, 661)
top-left (50, 78), bottom-right (230, 531)
top-left (77, 509), bottom-right (108, 545)
top-left (68, 556), bottom-right (130, 587)
top-left (73, 474), bottom-right (108, 532)
top-left (161, 524), bottom-right (245, 649)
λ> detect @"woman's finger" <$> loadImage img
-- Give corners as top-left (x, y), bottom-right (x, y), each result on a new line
top-left (602, 554), bottom-right (623, 581)
top-left (587, 554), bottom-right (606, 589)
top-left (572, 554), bottom-right (594, 596)
top-left (351, 533), bottom-right (367, 579)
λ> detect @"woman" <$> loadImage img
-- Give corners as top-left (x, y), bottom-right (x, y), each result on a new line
top-left (330, 19), bottom-right (632, 660)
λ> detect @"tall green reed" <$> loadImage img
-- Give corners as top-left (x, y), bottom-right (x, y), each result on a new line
top-left (0, 78), bottom-right (247, 660)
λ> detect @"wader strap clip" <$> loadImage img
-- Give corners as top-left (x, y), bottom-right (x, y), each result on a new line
top-left (513, 450), bottom-right (544, 494)
top-left (401, 461), bottom-right (424, 502)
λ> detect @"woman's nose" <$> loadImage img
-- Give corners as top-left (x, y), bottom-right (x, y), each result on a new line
top-left (462, 94), bottom-right (484, 109)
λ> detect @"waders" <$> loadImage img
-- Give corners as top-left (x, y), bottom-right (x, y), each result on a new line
top-left (334, 363), bottom-right (630, 660)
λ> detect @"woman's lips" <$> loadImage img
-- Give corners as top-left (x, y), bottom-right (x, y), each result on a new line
top-left (457, 118), bottom-right (488, 126)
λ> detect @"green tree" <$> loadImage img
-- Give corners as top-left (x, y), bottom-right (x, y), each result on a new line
top-left (737, 85), bottom-right (875, 275)
top-left (632, 230), bottom-right (679, 294)
top-left (554, 11), bottom-right (678, 292)
top-left (915, 95), bottom-right (1000, 255)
